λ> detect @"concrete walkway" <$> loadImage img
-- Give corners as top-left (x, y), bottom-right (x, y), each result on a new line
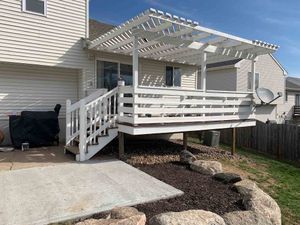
top-left (0, 160), bottom-right (183, 225)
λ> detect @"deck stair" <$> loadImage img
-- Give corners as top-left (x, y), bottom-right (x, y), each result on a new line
top-left (65, 87), bottom-right (118, 161)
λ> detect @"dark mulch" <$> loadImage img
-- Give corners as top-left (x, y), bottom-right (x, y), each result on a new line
top-left (133, 162), bottom-right (245, 221)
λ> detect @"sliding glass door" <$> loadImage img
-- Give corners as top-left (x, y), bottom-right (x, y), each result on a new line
top-left (97, 60), bottom-right (133, 90)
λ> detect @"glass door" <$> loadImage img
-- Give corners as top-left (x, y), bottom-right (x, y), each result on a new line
top-left (96, 60), bottom-right (133, 91)
top-left (97, 61), bottom-right (118, 91)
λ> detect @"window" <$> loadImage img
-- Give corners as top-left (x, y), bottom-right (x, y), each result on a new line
top-left (166, 66), bottom-right (181, 87)
top-left (22, 0), bottom-right (47, 16)
top-left (247, 72), bottom-right (259, 90)
top-left (96, 60), bottom-right (132, 90)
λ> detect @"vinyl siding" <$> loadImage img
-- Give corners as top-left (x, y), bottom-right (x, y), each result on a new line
top-left (90, 51), bottom-right (197, 89)
top-left (277, 91), bottom-right (298, 120)
top-left (237, 54), bottom-right (285, 105)
top-left (0, 62), bottom-right (79, 145)
top-left (0, 62), bottom-right (79, 120)
top-left (206, 68), bottom-right (237, 91)
top-left (0, 0), bottom-right (89, 69)
top-left (236, 54), bottom-right (285, 122)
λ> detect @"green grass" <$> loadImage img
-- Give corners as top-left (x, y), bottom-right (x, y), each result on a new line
top-left (188, 137), bottom-right (300, 225)
top-left (222, 146), bottom-right (300, 225)
top-left (233, 147), bottom-right (300, 225)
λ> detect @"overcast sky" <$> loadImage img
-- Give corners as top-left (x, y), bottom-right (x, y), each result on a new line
top-left (90, 0), bottom-right (300, 77)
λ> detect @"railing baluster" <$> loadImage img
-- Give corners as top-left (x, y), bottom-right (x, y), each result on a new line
top-left (108, 96), bottom-right (112, 127)
top-left (113, 93), bottom-right (117, 127)
top-left (89, 105), bottom-right (92, 145)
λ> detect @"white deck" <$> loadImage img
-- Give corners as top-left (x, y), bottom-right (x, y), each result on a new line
top-left (0, 160), bottom-right (183, 225)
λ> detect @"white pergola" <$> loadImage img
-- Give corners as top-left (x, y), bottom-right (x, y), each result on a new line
top-left (88, 8), bottom-right (279, 92)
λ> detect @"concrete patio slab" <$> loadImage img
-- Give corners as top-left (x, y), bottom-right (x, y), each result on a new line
top-left (0, 160), bottom-right (183, 225)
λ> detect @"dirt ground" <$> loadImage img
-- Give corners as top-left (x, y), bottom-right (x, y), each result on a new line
top-left (133, 162), bottom-right (244, 222)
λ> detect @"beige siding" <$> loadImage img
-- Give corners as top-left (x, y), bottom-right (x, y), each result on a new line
top-left (90, 51), bottom-right (197, 89)
top-left (206, 68), bottom-right (237, 91)
top-left (0, 62), bottom-right (79, 145)
top-left (236, 54), bottom-right (285, 122)
top-left (277, 91), bottom-right (298, 120)
top-left (0, 0), bottom-right (89, 69)
top-left (0, 63), bottom-right (79, 119)
top-left (237, 54), bottom-right (285, 105)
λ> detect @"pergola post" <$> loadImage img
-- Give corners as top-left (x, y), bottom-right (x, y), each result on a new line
top-left (251, 58), bottom-right (257, 93)
top-left (132, 35), bottom-right (139, 124)
top-left (200, 51), bottom-right (207, 92)
top-left (132, 35), bottom-right (139, 89)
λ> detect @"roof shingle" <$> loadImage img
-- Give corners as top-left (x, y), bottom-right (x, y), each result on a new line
top-left (89, 19), bottom-right (115, 40)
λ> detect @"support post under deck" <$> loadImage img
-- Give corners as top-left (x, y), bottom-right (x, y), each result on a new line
top-left (118, 132), bottom-right (125, 159)
top-left (231, 128), bottom-right (236, 155)
top-left (183, 132), bottom-right (188, 150)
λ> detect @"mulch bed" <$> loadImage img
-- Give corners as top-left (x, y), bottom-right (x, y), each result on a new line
top-left (133, 162), bottom-right (244, 222)
top-left (96, 139), bottom-right (247, 223)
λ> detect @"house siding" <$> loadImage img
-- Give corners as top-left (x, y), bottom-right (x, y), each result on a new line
top-left (0, 0), bottom-right (89, 69)
top-left (237, 54), bottom-right (285, 105)
top-left (0, 62), bottom-right (79, 145)
top-left (278, 91), bottom-right (298, 120)
top-left (91, 51), bottom-right (197, 89)
top-left (206, 68), bottom-right (237, 91)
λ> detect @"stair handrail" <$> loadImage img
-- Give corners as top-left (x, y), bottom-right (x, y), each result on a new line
top-left (66, 87), bottom-right (118, 148)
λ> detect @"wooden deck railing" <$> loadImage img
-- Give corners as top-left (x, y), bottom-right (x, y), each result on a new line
top-left (66, 87), bottom-right (118, 160)
top-left (294, 106), bottom-right (300, 117)
top-left (118, 85), bottom-right (255, 125)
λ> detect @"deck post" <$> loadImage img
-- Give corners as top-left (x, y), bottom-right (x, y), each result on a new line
top-left (66, 99), bottom-right (71, 146)
top-left (251, 58), bottom-right (257, 93)
top-left (231, 128), bottom-right (236, 155)
top-left (200, 51), bottom-right (207, 92)
top-left (118, 80), bottom-right (125, 119)
top-left (118, 132), bottom-right (125, 159)
top-left (132, 34), bottom-right (139, 124)
top-left (132, 35), bottom-right (139, 89)
top-left (79, 99), bottom-right (87, 161)
top-left (183, 132), bottom-right (188, 150)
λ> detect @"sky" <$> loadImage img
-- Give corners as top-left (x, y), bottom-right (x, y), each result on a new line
top-left (90, 0), bottom-right (300, 77)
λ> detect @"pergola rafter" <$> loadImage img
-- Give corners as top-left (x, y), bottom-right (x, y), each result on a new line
top-left (88, 8), bottom-right (279, 66)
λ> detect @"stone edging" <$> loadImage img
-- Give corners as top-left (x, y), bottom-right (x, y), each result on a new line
top-left (77, 151), bottom-right (282, 225)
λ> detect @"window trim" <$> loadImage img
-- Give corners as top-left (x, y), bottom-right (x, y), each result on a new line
top-left (247, 72), bottom-right (260, 91)
top-left (22, 0), bottom-right (47, 16)
top-left (165, 66), bottom-right (181, 87)
top-left (95, 58), bottom-right (134, 89)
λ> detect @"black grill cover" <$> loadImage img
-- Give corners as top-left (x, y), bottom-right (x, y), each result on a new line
top-left (9, 106), bottom-right (60, 148)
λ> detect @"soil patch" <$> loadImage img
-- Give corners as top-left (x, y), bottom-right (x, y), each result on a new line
top-left (133, 162), bottom-right (244, 222)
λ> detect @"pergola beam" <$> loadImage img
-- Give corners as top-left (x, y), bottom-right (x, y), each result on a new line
top-left (88, 8), bottom-right (279, 66)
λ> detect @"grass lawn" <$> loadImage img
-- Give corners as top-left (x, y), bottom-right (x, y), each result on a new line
top-left (233, 148), bottom-right (300, 225)
top-left (188, 136), bottom-right (300, 225)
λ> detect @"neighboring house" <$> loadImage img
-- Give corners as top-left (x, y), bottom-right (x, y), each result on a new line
top-left (206, 55), bottom-right (288, 123)
top-left (284, 77), bottom-right (300, 121)
top-left (0, 1), bottom-right (280, 161)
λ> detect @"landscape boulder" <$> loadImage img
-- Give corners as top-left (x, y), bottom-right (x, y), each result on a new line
top-left (149, 210), bottom-right (226, 225)
top-left (190, 160), bottom-right (222, 175)
top-left (223, 210), bottom-right (273, 225)
top-left (179, 150), bottom-right (197, 164)
top-left (213, 172), bottom-right (242, 184)
top-left (109, 207), bottom-right (141, 219)
top-left (76, 207), bottom-right (146, 225)
top-left (233, 180), bottom-right (281, 225)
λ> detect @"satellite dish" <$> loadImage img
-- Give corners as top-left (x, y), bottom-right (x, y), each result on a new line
top-left (256, 87), bottom-right (282, 105)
